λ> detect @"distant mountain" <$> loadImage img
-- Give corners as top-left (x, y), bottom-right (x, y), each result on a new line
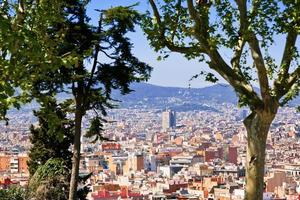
top-left (113, 83), bottom-right (300, 110)
top-left (114, 83), bottom-right (237, 101)
top-left (114, 82), bottom-right (238, 102)
top-left (16, 83), bottom-right (299, 114)
top-left (112, 83), bottom-right (238, 111)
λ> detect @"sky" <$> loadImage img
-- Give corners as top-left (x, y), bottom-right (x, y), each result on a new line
top-left (86, 0), bottom-right (298, 89)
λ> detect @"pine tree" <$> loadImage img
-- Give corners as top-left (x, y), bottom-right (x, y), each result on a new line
top-left (28, 2), bottom-right (152, 199)
top-left (27, 98), bottom-right (73, 176)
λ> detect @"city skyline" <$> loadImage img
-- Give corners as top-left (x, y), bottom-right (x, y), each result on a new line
top-left (1, 98), bottom-right (300, 199)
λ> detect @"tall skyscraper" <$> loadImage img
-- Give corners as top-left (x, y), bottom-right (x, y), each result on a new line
top-left (162, 109), bottom-right (176, 131)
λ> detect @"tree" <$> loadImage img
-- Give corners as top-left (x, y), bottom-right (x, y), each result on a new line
top-left (0, 0), bottom-right (27, 121)
top-left (0, 2), bottom-right (74, 198)
top-left (142, 1), bottom-right (299, 199)
top-left (29, 2), bottom-right (152, 200)
top-left (27, 97), bottom-right (73, 176)
top-left (2, 1), bottom-right (150, 199)
top-left (28, 98), bottom-right (94, 200)
top-left (0, 0), bottom-right (67, 117)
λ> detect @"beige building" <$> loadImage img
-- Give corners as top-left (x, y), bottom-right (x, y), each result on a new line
top-left (108, 153), bottom-right (144, 176)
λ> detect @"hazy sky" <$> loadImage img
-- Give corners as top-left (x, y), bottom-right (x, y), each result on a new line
top-left (87, 1), bottom-right (296, 88)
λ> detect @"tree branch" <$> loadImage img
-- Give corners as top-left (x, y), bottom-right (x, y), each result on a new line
top-left (231, 0), bottom-right (247, 74)
top-left (274, 30), bottom-right (298, 98)
top-left (279, 31), bottom-right (298, 78)
top-left (149, 0), bottom-right (262, 109)
top-left (231, 38), bottom-right (245, 74)
top-left (186, 0), bottom-right (209, 44)
top-left (287, 68), bottom-right (300, 88)
top-left (149, 0), bottom-right (205, 53)
top-left (236, 0), bottom-right (271, 103)
top-left (186, 0), bottom-right (201, 22)
top-left (99, 49), bottom-right (118, 60)
top-left (248, 33), bottom-right (270, 100)
top-left (18, 0), bottom-right (25, 15)
top-left (177, 0), bottom-right (262, 108)
top-left (170, 0), bottom-right (182, 41)
top-left (276, 67), bottom-right (300, 100)
top-left (209, 50), bottom-right (263, 109)
top-left (14, 0), bottom-right (25, 30)
top-left (204, 0), bottom-right (261, 109)
top-left (86, 13), bottom-right (103, 94)
top-left (235, 0), bottom-right (247, 30)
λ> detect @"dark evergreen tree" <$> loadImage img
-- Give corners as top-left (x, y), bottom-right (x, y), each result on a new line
top-left (28, 2), bottom-right (152, 199)
top-left (27, 98), bottom-right (73, 176)
top-left (27, 98), bottom-right (91, 200)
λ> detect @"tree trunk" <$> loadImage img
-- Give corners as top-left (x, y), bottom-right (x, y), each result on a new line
top-left (68, 99), bottom-right (83, 200)
top-left (243, 111), bottom-right (275, 200)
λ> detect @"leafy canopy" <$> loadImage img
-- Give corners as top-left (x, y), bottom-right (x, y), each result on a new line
top-left (0, 0), bottom-right (68, 120)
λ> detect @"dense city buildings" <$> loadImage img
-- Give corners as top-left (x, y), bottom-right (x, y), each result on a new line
top-left (0, 102), bottom-right (300, 199)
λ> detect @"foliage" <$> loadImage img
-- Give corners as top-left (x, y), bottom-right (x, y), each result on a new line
top-left (0, 186), bottom-right (26, 200)
top-left (0, 0), bottom-right (67, 121)
top-left (27, 97), bottom-right (74, 176)
top-left (28, 158), bottom-right (69, 200)
top-left (2, 1), bottom-right (151, 199)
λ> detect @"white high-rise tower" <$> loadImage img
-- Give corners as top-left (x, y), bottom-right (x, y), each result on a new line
top-left (162, 109), bottom-right (176, 131)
